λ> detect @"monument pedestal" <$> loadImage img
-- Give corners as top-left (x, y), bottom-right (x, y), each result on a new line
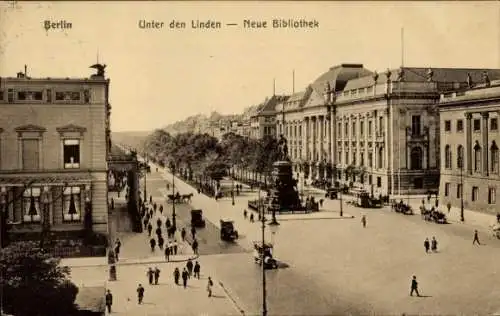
top-left (267, 160), bottom-right (301, 214)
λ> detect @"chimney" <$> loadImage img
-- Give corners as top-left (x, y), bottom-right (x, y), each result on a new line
top-left (24, 65), bottom-right (27, 77)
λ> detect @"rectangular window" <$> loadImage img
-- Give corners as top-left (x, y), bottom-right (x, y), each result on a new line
top-left (377, 176), bottom-right (382, 188)
top-left (379, 117), bottom-right (384, 134)
top-left (368, 175), bottom-right (372, 185)
top-left (367, 86), bottom-right (373, 93)
top-left (63, 187), bottom-right (81, 221)
top-left (55, 92), bottom-right (65, 101)
top-left (345, 152), bottom-right (349, 164)
top-left (7, 89), bottom-right (14, 103)
top-left (456, 119), bottom-right (463, 132)
top-left (473, 119), bottom-right (481, 131)
top-left (472, 186), bottom-right (479, 201)
top-left (22, 139), bottom-right (40, 170)
top-left (338, 123), bottom-right (341, 136)
top-left (457, 184), bottom-right (462, 198)
top-left (344, 123), bottom-right (348, 136)
top-left (0, 90), bottom-right (3, 101)
top-left (491, 118), bottom-right (498, 131)
top-left (368, 152), bottom-right (373, 168)
top-left (360, 152), bottom-right (365, 166)
top-left (412, 115), bottom-right (421, 136)
top-left (368, 121), bottom-right (372, 136)
top-left (338, 151), bottom-right (342, 163)
top-left (444, 183), bottom-right (450, 196)
top-left (350, 90), bottom-right (356, 96)
top-left (360, 121), bottom-right (364, 137)
top-left (352, 152), bottom-right (356, 165)
top-left (23, 187), bottom-right (41, 222)
top-left (17, 91), bottom-right (26, 100)
top-left (63, 139), bottom-right (81, 169)
top-left (488, 187), bottom-right (496, 204)
top-left (444, 120), bottom-right (451, 132)
top-left (352, 122), bottom-right (356, 136)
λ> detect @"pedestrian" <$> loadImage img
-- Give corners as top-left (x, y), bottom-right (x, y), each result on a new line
top-left (154, 267), bottom-right (161, 285)
top-left (181, 227), bottom-right (186, 241)
top-left (155, 226), bottom-right (162, 238)
top-left (153, 203), bottom-right (157, 213)
top-left (431, 236), bottom-right (438, 252)
top-left (186, 259), bottom-right (193, 278)
top-left (143, 217), bottom-right (148, 230)
top-left (174, 267), bottom-right (180, 285)
top-left (193, 261), bottom-right (201, 279)
top-left (361, 215), bottom-right (367, 228)
top-left (207, 276), bottom-right (214, 297)
top-left (149, 209), bottom-right (153, 218)
top-left (157, 218), bottom-right (162, 228)
top-left (243, 209), bottom-right (247, 219)
top-left (158, 235), bottom-right (164, 250)
top-left (110, 198), bottom-right (114, 210)
top-left (166, 218), bottom-right (171, 229)
top-left (147, 267), bottom-right (154, 285)
top-left (191, 226), bottom-right (196, 239)
top-left (173, 239), bottom-right (178, 255)
top-left (250, 213), bottom-right (254, 223)
top-left (192, 239), bottom-right (199, 255)
top-left (182, 268), bottom-right (189, 288)
top-left (149, 195), bottom-right (153, 204)
top-left (424, 238), bottom-right (430, 253)
top-left (147, 223), bottom-right (153, 237)
top-left (150, 238), bottom-right (156, 252)
top-left (159, 204), bottom-right (163, 214)
top-left (473, 229), bottom-right (481, 245)
top-left (137, 284), bottom-right (145, 304)
top-left (105, 289), bottom-right (113, 313)
top-left (164, 244), bottom-right (171, 261)
top-left (409, 275), bottom-right (420, 297)
top-left (114, 238), bottom-right (121, 261)
top-left (319, 199), bottom-right (324, 208)
top-left (156, 167), bottom-right (158, 172)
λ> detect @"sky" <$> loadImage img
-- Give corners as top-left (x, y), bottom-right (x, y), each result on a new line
top-left (1, 1), bottom-right (499, 132)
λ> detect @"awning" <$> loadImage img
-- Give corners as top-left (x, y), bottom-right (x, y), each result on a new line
top-left (0, 174), bottom-right (92, 187)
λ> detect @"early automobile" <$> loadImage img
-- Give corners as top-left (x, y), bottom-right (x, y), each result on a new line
top-left (253, 241), bottom-right (278, 269)
top-left (191, 209), bottom-right (206, 228)
top-left (220, 219), bottom-right (238, 241)
top-left (325, 187), bottom-right (339, 200)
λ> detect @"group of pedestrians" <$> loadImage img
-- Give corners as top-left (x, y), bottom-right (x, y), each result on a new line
top-left (423, 237), bottom-right (439, 253)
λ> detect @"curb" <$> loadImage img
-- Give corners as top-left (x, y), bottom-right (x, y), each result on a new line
top-left (65, 254), bottom-right (199, 268)
top-left (218, 280), bottom-right (246, 316)
top-left (277, 215), bottom-right (355, 221)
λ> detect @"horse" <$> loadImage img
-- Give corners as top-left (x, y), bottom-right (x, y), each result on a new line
top-left (182, 193), bottom-right (194, 203)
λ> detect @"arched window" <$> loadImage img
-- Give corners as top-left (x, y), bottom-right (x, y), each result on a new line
top-left (378, 147), bottom-right (384, 169)
top-left (411, 147), bottom-right (423, 170)
top-left (457, 145), bottom-right (464, 169)
top-left (445, 145), bottom-right (452, 169)
top-left (491, 141), bottom-right (499, 173)
top-left (474, 142), bottom-right (481, 172)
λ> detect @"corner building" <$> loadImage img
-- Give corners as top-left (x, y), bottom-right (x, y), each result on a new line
top-left (439, 80), bottom-right (500, 213)
top-left (0, 67), bottom-right (111, 240)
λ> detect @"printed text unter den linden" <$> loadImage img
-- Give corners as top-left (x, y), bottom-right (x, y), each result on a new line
top-left (138, 18), bottom-right (320, 29)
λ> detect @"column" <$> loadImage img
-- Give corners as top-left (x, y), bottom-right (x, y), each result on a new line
top-left (330, 110), bottom-right (335, 182)
top-left (372, 111), bottom-right (377, 170)
top-left (482, 112), bottom-right (489, 176)
top-left (384, 108), bottom-right (390, 170)
top-left (312, 116), bottom-right (317, 161)
top-left (465, 113), bottom-right (473, 174)
top-left (302, 118), bottom-right (307, 160)
top-left (319, 116), bottom-right (324, 161)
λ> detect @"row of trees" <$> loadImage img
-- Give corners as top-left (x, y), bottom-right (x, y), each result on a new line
top-left (142, 130), bottom-right (280, 182)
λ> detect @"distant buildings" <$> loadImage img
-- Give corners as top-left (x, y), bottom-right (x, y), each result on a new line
top-left (0, 66), bottom-right (111, 244)
top-left (439, 77), bottom-right (500, 213)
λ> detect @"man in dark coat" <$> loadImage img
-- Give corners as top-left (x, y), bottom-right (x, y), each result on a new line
top-left (164, 245), bottom-right (170, 262)
top-left (192, 239), bottom-right (199, 255)
top-left (105, 289), bottom-right (113, 313)
top-left (181, 227), bottom-right (186, 241)
top-left (158, 236), bottom-right (164, 250)
top-left (186, 259), bottom-right (194, 278)
top-left (173, 267), bottom-right (180, 285)
top-left (137, 284), bottom-right (145, 304)
top-left (154, 267), bottom-right (161, 285)
top-left (182, 268), bottom-right (189, 288)
top-left (150, 238), bottom-right (156, 252)
top-left (157, 218), bottom-right (162, 228)
top-left (410, 275), bottom-right (420, 297)
top-left (193, 261), bottom-right (201, 279)
top-left (147, 268), bottom-right (154, 285)
top-left (147, 223), bottom-right (153, 237)
top-left (424, 238), bottom-right (430, 253)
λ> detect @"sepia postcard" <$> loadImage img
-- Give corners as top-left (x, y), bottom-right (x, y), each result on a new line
top-left (1, 1), bottom-right (500, 315)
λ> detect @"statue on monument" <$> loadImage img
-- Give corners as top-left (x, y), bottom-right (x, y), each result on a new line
top-left (277, 134), bottom-right (289, 161)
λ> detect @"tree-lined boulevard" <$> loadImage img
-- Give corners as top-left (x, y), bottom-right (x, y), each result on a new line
top-left (107, 149), bottom-right (500, 316)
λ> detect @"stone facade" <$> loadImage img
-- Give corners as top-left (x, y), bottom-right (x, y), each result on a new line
top-left (0, 68), bottom-right (111, 238)
top-left (439, 81), bottom-right (500, 214)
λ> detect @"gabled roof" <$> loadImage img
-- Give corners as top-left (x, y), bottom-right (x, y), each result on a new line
top-left (253, 94), bottom-right (289, 116)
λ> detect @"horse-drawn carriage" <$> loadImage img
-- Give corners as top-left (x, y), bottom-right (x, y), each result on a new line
top-left (167, 192), bottom-right (194, 204)
top-left (355, 190), bottom-right (383, 208)
top-left (391, 200), bottom-right (414, 215)
top-left (491, 224), bottom-right (500, 239)
top-left (420, 206), bottom-right (447, 224)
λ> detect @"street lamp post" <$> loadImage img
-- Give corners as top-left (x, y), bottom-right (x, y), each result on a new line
top-left (40, 187), bottom-right (50, 249)
top-left (260, 198), bottom-right (267, 316)
top-left (0, 187), bottom-right (7, 249)
top-left (231, 165), bottom-right (235, 206)
top-left (143, 154), bottom-right (149, 203)
top-left (171, 164), bottom-right (177, 231)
